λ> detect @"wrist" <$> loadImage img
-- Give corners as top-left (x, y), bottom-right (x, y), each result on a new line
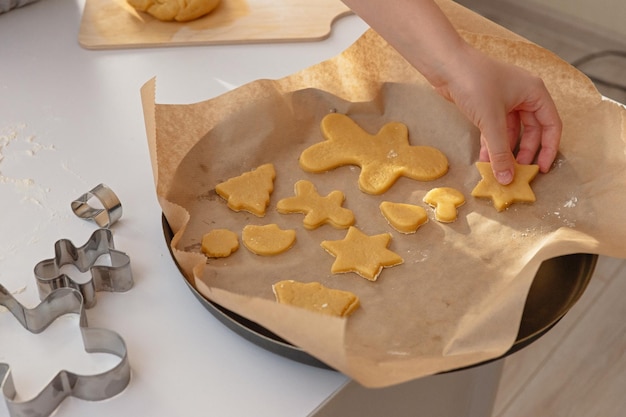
top-left (421, 39), bottom-right (477, 91)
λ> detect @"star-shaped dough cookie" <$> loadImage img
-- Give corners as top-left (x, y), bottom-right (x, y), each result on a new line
top-left (277, 180), bottom-right (355, 230)
top-left (320, 226), bottom-right (403, 281)
top-left (471, 162), bottom-right (539, 211)
top-left (300, 113), bottom-right (449, 195)
top-left (215, 163), bottom-right (275, 217)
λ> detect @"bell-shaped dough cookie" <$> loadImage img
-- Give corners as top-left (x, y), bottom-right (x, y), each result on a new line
top-left (379, 201), bottom-right (428, 233)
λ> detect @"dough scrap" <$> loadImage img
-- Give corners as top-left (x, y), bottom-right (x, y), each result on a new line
top-left (242, 224), bottom-right (296, 256)
top-left (127, 0), bottom-right (220, 22)
top-left (423, 187), bottom-right (465, 223)
top-left (272, 280), bottom-right (360, 317)
top-left (277, 180), bottom-right (355, 230)
top-left (379, 201), bottom-right (428, 233)
top-left (471, 162), bottom-right (539, 211)
top-left (321, 226), bottom-right (403, 281)
top-left (299, 113), bottom-right (449, 195)
top-left (215, 163), bottom-right (276, 217)
top-left (201, 229), bottom-right (239, 258)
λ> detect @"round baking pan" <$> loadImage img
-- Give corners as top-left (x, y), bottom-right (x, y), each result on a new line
top-left (163, 216), bottom-right (597, 370)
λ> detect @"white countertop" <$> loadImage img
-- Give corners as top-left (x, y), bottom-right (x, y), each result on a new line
top-left (0, 1), bottom-right (371, 415)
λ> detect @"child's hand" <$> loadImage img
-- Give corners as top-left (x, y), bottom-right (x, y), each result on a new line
top-left (433, 44), bottom-right (562, 184)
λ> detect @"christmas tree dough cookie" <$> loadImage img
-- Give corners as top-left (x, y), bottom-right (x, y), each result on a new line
top-left (379, 201), bottom-right (428, 233)
top-left (201, 229), bottom-right (239, 258)
top-left (277, 180), bottom-right (355, 230)
top-left (242, 224), bottom-right (296, 256)
top-left (321, 226), bottom-right (403, 281)
top-left (299, 113), bottom-right (448, 195)
top-left (272, 280), bottom-right (360, 317)
top-left (471, 162), bottom-right (539, 211)
top-left (423, 187), bottom-right (465, 223)
top-left (215, 163), bottom-right (276, 217)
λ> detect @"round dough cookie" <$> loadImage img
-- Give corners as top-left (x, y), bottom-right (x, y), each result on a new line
top-left (127, 0), bottom-right (220, 22)
top-left (201, 229), bottom-right (239, 258)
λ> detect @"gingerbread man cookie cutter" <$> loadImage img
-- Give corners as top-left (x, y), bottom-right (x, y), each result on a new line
top-left (0, 285), bottom-right (131, 417)
top-left (34, 228), bottom-right (133, 309)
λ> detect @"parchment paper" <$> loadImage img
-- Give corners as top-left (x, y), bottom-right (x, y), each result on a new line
top-left (141, 0), bottom-right (626, 387)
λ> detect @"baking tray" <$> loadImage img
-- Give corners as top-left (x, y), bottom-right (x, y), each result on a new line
top-left (162, 215), bottom-right (597, 370)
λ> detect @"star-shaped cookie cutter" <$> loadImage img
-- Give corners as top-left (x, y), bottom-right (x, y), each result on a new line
top-left (34, 228), bottom-right (133, 309)
top-left (0, 285), bottom-right (131, 417)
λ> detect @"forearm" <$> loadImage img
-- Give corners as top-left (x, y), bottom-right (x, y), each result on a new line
top-left (341, 0), bottom-right (469, 88)
top-left (342, 0), bottom-right (562, 182)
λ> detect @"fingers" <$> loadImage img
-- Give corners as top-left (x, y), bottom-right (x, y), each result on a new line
top-left (514, 86), bottom-right (562, 172)
top-left (515, 110), bottom-right (543, 165)
top-left (481, 80), bottom-right (561, 182)
top-left (527, 91), bottom-right (562, 173)
top-left (440, 47), bottom-right (561, 181)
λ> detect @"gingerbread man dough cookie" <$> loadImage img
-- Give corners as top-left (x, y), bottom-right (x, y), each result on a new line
top-left (299, 113), bottom-right (449, 195)
top-left (471, 162), bottom-right (539, 211)
top-left (277, 180), bottom-right (355, 230)
top-left (321, 226), bottom-right (403, 281)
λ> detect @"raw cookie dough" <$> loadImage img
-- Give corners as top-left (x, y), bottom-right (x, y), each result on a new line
top-left (242, 224), bottom-right (296, 256)
top-left (423, 187), bottom-right (465, 223)
top-left (201, 229), bottom-right (239, 258)
top-left (272, 280), bottom-right (360, 317)
top-left (320, 226), bottom-right (403, 281)
top-left (215, 163), bottom-right (276, 217)
top-left (127, 0), bottom-right (220, 22)
top-left (299, 113), bottom-right (449, 195)
top-left (277, 179), bottom-right (355, 230)
top-left (471, 162), bottom-right (539, 211)
top-left (379, 201), bottom-right (429, 233)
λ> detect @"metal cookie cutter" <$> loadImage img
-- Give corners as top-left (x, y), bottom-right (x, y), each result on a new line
top-left (71, 183), bottom-right (122, 228)
top-left (0, 285), bottom-right (131, 417)
top-left (34, 228), bottom-right (133, 309)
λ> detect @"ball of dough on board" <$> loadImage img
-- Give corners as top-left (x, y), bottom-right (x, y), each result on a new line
top-left (128, 0), bottom-right (220, 22)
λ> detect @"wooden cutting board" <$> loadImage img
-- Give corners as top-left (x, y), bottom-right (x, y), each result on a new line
top-left (78, 0), bottom-right (353, 49)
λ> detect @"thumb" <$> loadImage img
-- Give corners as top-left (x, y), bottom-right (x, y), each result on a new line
top-left (480, 123), bottom-right (516, 185)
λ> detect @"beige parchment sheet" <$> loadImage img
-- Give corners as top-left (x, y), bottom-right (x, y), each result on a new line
top-left (141, 0), bottom-right (626, 387)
